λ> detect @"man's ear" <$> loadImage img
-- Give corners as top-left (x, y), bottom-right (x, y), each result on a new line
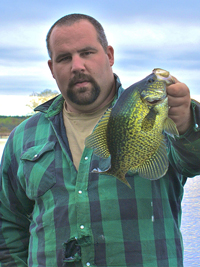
top-left (107, 46), bottom-right (114, 67)
top-left (48, 60), bottom-right (55, 79)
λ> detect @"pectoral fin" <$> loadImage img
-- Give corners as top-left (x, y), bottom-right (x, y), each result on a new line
top-left (163, 117), bottom-right (179, 138)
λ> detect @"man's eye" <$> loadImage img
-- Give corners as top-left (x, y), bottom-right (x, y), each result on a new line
top-left (61, 57), bottom-right (71, 61)
top-left (82, 51), bottom-right (92, 56)
top-left (58, 56), bottom-right (71, 62)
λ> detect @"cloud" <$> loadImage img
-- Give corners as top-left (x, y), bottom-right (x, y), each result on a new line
top-left (0, 22), bottom-right (56, 95)
top-left (1, 13), bottom-right (200, 97)
top-left (0, 48), bottom-right (46, 64)
top-left (0, 22), bottom-right (49, 49)
top-left (107, 21), bottom-right (200, 95)
top-left (0, 95), bottom-right (32, 116)
top-left (107, 21), bottom-right (200, 54)
top-left (1, 0), bottom-right (200, 116)
top-left (1, 0), bottom-right (200, 25)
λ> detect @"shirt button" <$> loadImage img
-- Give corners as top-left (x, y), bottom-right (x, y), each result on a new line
top-left (34, 154), bottom-right (38, 158)
top-left (86, 263), bottom-right (90, 266)
top-left (78, 190), bottom-right (83, 194)
top-left (80, 225), bottom-right (84, 229)
top-left (84, 156), bottom-right (89, 160)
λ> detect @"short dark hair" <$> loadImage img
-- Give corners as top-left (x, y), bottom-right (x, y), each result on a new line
top-left (46, 13), bottom-right (108, 58)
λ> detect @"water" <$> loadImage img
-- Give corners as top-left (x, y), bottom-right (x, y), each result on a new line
top-left (181, 176), bottom-right (200, 266)
top-left (0, 139), bottom-right (199, 266)
top-left (0, 138), bottom-right (7, 160)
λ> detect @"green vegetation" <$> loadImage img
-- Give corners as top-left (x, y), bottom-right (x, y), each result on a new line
top-left (0, 116), bottom-right (30, 136)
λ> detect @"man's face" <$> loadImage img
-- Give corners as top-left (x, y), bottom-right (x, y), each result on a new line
top-left (48, 20), bottom-right (115, 113)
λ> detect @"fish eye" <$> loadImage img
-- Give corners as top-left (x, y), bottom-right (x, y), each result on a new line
top-left (148, 78), bottom-right (155, 83)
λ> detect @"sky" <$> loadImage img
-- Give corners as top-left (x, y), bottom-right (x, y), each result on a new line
top-left (1, 0), bottom-right (200, 115)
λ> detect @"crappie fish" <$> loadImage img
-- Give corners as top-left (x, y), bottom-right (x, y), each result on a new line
top-left (85, 68), bottom-right (179, 188)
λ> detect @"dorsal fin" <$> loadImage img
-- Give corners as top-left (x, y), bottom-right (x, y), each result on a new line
top-left (85, 108), bottom-right (111, 158)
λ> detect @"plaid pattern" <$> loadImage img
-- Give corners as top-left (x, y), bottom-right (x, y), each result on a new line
top-left (1, 76), bottom-right (200, 267)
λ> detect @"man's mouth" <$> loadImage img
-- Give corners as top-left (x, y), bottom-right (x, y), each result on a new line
top-left (69, 73), bottom-right (93, 89)
top-left (74, 80), bottom-right (89, 87)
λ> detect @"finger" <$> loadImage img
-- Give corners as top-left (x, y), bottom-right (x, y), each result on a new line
top-left (171, 75), bottom-right (180, 84)
top-left (167, 82), bottom-right (190, 98)
top-left (168, 94), bottom-right (189, 108)
top-left (168, 105), bottom-right (183, 116)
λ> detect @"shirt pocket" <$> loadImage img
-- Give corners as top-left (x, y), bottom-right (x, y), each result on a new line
top-left (19, 141), bottom-right (56, 200)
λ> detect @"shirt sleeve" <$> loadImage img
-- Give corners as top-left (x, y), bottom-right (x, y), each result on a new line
top-left (167, 99), bottom-right (200, 177)
top-left (0, 133), bottom-right (34, 266)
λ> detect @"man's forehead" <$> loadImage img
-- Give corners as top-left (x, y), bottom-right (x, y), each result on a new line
top-left (49, 21), bottom-right (99, 52)
top-left (51, 20), bottom-right (97, 39)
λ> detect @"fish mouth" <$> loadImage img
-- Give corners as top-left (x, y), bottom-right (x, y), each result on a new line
top-left (153, 68), bottom-right (175, 85)
top-left (146, 99), bottom-right (162, 105)
top-left (144, 95), bottom-right (166, 105)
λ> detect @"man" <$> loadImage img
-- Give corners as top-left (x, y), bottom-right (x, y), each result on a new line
top-left (0, 14), bottom-right (200, 267)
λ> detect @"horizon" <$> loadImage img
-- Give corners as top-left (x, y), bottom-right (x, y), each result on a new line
top-left (1, 92), bottom-right (200, 117)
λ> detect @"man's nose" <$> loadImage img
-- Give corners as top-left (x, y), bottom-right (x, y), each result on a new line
top-left (71, 55), bottom-right (85, 73)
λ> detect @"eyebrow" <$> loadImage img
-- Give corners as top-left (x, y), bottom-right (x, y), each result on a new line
top-left (55, 46), bottom-right (98, 62)
top-left (77, 46), bottom-right (98, 53)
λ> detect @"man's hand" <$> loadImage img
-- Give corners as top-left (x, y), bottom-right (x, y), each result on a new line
top-left (167, 77), bottom-right (192, 135)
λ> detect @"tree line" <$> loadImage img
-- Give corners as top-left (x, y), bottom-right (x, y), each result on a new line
top-left (0, 90), bottom-right (58, 136)
top-left (0, 116), bottom-right (30, 136)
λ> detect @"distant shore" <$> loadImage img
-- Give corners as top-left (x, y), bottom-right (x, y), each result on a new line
top-left (0, 115), bottom-right (29, 139)
top-left (0, 133), bottom-right (10, 138)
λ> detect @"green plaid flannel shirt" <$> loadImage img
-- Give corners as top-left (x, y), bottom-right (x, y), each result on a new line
top-left (1, 76), bottom-right (200, 267)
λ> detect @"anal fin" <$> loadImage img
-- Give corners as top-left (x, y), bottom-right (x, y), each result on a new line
top-left (137, 139), bottom-right (169, 180)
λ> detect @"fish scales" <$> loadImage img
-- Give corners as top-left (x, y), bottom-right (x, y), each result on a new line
top-left (85, 68), bottom-right (179, 188)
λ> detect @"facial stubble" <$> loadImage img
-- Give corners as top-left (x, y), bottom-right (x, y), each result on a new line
top-left (67, 73), bottom-right (101, 105)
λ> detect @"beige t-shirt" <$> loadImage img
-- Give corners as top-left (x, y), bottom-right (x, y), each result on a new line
top-left (63, 102), bottom-right (111, 170)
